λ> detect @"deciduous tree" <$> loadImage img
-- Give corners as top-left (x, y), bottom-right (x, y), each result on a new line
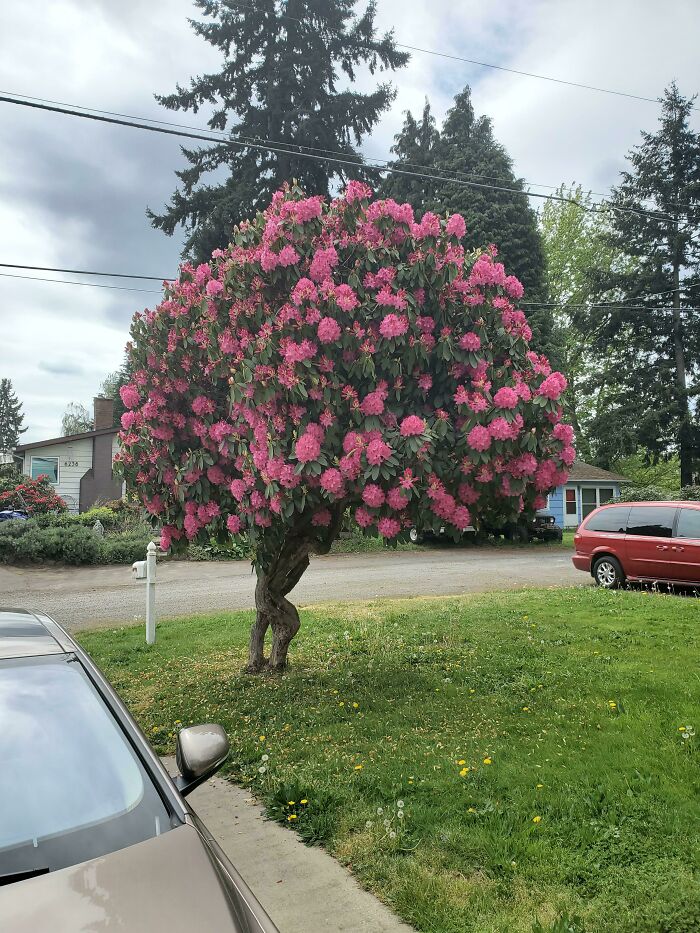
top-left (119, 183), bottom-right (572, 672)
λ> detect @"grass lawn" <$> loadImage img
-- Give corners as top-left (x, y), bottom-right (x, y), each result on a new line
top-left (78, 588), bottom-right (699, 933)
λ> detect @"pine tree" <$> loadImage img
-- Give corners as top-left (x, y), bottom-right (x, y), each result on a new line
top-left (149, 0), bottom-right (408, 261)
top-left (380, 87), bottom-right (553, 355)
top-left (592, 84), bottom-right (700, 485)
top-left (0, 378), bottom-right (27, 451)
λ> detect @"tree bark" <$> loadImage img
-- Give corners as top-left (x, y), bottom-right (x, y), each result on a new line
top-left (245, 507), bottom-right (344, 673)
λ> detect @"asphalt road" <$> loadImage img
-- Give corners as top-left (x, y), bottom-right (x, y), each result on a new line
top-left (0, 546), bottom-right (582, 631)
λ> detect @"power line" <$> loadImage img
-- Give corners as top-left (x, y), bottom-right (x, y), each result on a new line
top-left (228, 0), bottom-right (683, 108)
top-left (0, 262), bottom-right (167, 281)
top-left (0, 271), bottom-right (162, 293)
top-left (522, 282), bottom-right (700, 309)
top-left (0, 94), bottom-right (676, 224)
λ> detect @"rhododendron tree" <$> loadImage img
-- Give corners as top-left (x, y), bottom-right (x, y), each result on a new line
top-left (118, 181), bottom-right (572, 672)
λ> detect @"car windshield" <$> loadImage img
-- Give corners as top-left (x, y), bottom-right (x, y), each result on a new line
top-left (0, 654), bottom-right (176, 879)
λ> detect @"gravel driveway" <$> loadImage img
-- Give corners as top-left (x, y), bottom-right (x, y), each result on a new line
top-left (0, 546), bottom-right (582, 631)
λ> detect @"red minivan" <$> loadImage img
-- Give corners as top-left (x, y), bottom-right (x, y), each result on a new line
top-left (573, 500), bottom-right (700, 588)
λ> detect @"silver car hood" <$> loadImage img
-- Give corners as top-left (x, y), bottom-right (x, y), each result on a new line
top-left (0, 823), bottom-right (252, 932)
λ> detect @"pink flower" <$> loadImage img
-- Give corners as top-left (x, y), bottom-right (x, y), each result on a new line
top-left (489, 417), bottom-right (512, 441)
top-left (206, 279), bottom-right (224, 296)
top-left (278, 244), bottom-right (300, 266)
top-left (119, 384), bottom-right (140, 410)
top-left (553, 422), bottom-right (575, 444)
top-left (377, 517), bottom-right (401, 538)
top-left (362, 484), bottom-right (385, 508)
top-left (493, 386), bottom-right (519, 409)
top-left (538, 372), bottom-right (568, 401)
top-left (387, 487), bottom-right (408, 510)
top-left (366, 438), bottom-right (392, 465)
top-left (121, 411), bottom-right (137, 430)
top-left (560, 445), bottom-right (576, 466)
top-left (504, 275), bottom-right (524, 299)
top-left (226, 514), bottom-right (242, 534)
top-left (192, 395), bottom-right (216, 416)
top-left (379, 314), bottom-right (409, 338)
top-left (334, 284), bottom-right (358, 311)
top-left (355, 506), bottom-right (373, 528)
top-left (320, 468), bottom-right (344, 496)
top-left (207, 465), bottom-right (226, 485)
top-left (312, 508), bottom-right (332, 527)
top-left (291, 277), bottom-right (318, 306)
top-left (360, 391), bottom-right (385, 417)
top-left (459, 332), bottom-right (481, 352)
top-left (400, 415), bottom-right (425, 437)
top-left (295, 432), bottom-right (321, 463)
top-left (309, 246), bottom-right (338, 282)
top-left (467, 425), bottom-right (491, 451)
top-left (345, 180), bottom-right (373, 203)
top-left (230, 479), bottom-right (246, 501)
top-left (317, 317), bottom-right (342, 344)
top-left (446, 213), bottom-right (466, 239)
top-left (452, 506), bottom-right (471, 530)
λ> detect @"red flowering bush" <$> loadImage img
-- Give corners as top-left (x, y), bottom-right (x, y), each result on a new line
top-left (118, 181), bottom-right (572, 671)
top-left (0, 474), bottom-right (67, 515)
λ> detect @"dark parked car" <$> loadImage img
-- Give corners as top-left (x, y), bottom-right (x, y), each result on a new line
top-left (0, 608), bottom-right (277, 932)
top-left (0, 509), bottom-right (28, 522)
top-left (409, 509), bottom-right (562, 545)
top-left (572, 500), bottom-right (700, 587)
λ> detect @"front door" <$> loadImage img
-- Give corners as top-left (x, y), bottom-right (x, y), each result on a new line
top-left (669, 506), bottom-right (700, 582)
top-left (624, 505), bottom-right (679, 579)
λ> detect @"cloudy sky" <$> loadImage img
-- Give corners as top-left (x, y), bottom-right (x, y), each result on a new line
top-left (2, 0), bottom-right (698, 441)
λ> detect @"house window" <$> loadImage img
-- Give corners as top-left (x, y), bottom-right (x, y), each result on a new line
top-left (581, 488), bottom-right (598, 519)
top-left (30, 456), bottom-right (59, 484)
top-left (599, 487), bottom-right (614, 505)
top-left (565, 488), bottom-right (577, 516)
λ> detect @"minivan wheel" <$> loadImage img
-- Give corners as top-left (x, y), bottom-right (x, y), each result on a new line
top-left (593, 556), bottom-right (624, 589)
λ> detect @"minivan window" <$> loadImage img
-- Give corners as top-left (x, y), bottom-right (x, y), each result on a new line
top-left (676, 507), bottom-right (700, 540)
top-left (584, 505), bottom-right (630, 534)
top-left (625, 506), bottom-right (677, 538)
top-left (0, 654), bottom-right (176, 879)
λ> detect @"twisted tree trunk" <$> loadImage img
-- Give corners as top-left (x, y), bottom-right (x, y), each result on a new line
top-left (245, 507), bottom-right (343, 673)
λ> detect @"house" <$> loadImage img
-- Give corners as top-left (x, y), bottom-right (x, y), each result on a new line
top-left (15, 398), bottom-right (122, 513)
top-left (548, 460), bottom-right (629, 529)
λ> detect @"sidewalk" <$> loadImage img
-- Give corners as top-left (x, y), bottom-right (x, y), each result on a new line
top-left (163, 759), bottom-right (414, 933)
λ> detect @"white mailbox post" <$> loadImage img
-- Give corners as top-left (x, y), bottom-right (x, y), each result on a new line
top-left (145, 541), bottom-right (157, 645)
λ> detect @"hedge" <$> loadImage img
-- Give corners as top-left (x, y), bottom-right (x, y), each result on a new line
top-left (0, 520), bottom-right (154, 566)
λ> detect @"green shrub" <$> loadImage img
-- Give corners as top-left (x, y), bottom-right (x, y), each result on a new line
top-left (76, 507), bottom-right (119, 528)
top-left (0, 521), bottom-right (100, 564)
top-left (100, 532), bottom-right (155, 565)
top-left (616, 484), bottom-right (700, 503)
top-left (679, 484), bottom-right (700, 501)
top-left (59, 526), bottom-right (101, 564)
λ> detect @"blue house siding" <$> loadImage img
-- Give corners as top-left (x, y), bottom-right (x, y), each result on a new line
top-left (547, 481), bottom-right (622, 528)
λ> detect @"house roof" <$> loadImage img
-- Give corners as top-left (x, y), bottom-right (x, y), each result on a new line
top-left (15, 425), bottom-right (118, 453)
top-left (568, 459), bottom-right (629, 484)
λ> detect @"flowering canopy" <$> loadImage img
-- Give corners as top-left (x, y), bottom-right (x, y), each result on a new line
top-left (118, 181), bottom-right (573, 569)
top-left (0, 475), bottom-right (67, 515)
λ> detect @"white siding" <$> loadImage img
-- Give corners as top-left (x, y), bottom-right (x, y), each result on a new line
top-left (23, 438), bottom-right (93, 513)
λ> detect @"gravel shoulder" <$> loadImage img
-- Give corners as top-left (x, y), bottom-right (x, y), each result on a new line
top-left (0, 547), bottom-right (582, 631)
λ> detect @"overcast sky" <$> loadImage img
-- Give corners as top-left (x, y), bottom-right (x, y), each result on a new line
top-left (2, 0), bottom-right (698, 441)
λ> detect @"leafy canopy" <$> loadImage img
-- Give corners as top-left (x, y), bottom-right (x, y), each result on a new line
top-left (119, 183), bottom-right (573, 570)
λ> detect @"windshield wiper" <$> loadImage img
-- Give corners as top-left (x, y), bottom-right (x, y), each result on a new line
top-left (0, 867), bottom-right (50, 887)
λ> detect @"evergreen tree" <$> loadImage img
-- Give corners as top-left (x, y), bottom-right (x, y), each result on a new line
top-left (149, 0), bottom-right (408, 261)
top-left (591, 84), bottom-right (700, 485)
top-left (100, 357), bottom-right (133, 426)
top-left (0, 378), bottom-right (27, 451)
top-left (380, 88), bottom-right (553, 354)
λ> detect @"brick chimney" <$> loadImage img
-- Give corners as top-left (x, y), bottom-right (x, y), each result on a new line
top-left (93, 396), bottom-right (114, 430)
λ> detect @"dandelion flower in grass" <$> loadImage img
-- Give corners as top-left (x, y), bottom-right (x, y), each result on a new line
top-left (261, 754), bottom-right (269, 762)
top-left (353, 702), bottom-right (359, 709)
top-left (377, 807), bottom-right (384, 816)
top-left (536, 783), bottom-right (544, 789)
top-left (457, 759), bottom-right (466, 765)
top-left (288, 801), bottom-right (296, 806)
top-left (397, 800), bottom-right (404, 808)
top-left (287, 814), bottom-right (297, 821)
top-left (365, 820), bottom-right (373, 829)
top-left (483, 758), bottom-right (492, 765)
top-left (389, 831), bottom-right (396, 840)
top-left (468, 807), bottom-right (476, 813)
top-left (300, 799), bottom-right (308, 805)
top-left (522, 707), bottom-right (530, 712)
top-left (258, 766), bottom-right (267, 774)
top-left (354, 764), bottom-right (363, 771)
top-left (259, 735), bottom-right (266, 741)
top-left (459, 768), bottom-right (469, 777)
top-left (397, 810), bottom-right (404, 820)
top-left (532, 815), bottom-right (542, 823)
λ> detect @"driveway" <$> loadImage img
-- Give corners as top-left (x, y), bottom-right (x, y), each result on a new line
top-left (0, 547), bottom-right (581, 631)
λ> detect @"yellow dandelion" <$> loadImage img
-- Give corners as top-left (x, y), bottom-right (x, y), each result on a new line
top-left (457, 759), bottom-right (466, 765)
top-left (288, 801), bottom-right (296, 805)
top-left (468, 807), bottom-right (476, 813)
top-left (522, 707), bottom-right (530, 712)
top-left (300, 799), bottom-right (308, 805)
top-left (483, 757), bottom-right (492, 765)
top-left (352, 702), bottom-right (359, 708)
top-left (459, 768), bottom-right (469, 777)
top-left (339, 701), bottom-right (345, 707)
top-left (532, 815), bottom-right (542, 823)
top-left (287, 814), bottom-right (297, 821)
top-left (259, 735), bottom-right (266, 741)
top-left (354, 764), bottom-right (363, 770)
top-left (536, 783), bottom-right (544, 789)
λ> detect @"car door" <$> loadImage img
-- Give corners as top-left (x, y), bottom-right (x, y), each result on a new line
top-left (623, 505), bottom-right (678, 579)
top-left (669, 506), bottom-right (700, 582)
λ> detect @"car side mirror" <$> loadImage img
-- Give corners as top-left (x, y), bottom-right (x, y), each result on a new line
top-left (174, 723), bottom-right (229, 796)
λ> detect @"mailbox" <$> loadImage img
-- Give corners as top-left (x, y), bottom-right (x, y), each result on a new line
top-left (132, 560), bottom-right (147, 580)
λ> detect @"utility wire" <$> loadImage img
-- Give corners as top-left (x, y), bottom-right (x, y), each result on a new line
top-left (522, 282), bottom-right (700, 308)
top-left (5, 88), bottom-right (695, 213)
top-left (0, 262), bottom-right (168, 281)
top-left (0, 271), bottom-right (162, 293)
top-left (228, 0), bottom-right (685, 108)
top-left (0, 94), bottom-right (677, 224)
